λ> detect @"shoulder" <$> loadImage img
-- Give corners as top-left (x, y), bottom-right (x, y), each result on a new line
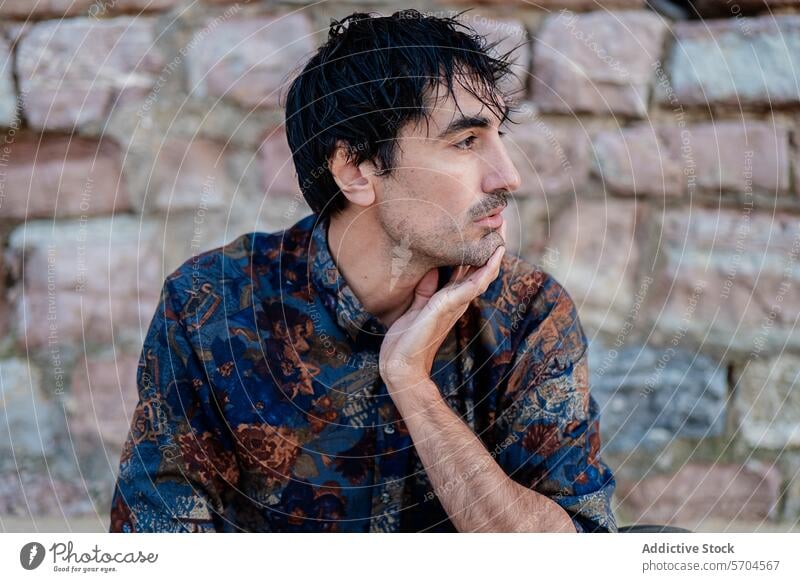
top-left (161, 214), bottom-right (316, 327)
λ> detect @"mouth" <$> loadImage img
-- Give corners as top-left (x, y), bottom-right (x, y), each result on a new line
top-left (473, 203), bottom-right (507, 229)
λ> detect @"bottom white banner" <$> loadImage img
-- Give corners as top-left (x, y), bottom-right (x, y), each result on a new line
top-left (1, 533), bottom-right (798, 581)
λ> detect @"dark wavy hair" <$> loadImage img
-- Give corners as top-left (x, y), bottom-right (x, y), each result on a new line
top-left (283, 9), bottom-right (525, 219)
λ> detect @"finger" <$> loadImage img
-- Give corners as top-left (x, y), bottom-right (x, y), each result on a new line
top-left (491, 242), bottom-right (506, 273)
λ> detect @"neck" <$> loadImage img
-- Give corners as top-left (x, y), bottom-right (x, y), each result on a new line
top-left (327, 208), bottom-right (436, 329)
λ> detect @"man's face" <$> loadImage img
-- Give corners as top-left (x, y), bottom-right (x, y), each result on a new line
top-left (372, 80), bottom-right (521, 268)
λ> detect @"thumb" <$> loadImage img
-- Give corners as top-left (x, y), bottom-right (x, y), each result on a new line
top-left (408, 268), bottom-right (439, 311)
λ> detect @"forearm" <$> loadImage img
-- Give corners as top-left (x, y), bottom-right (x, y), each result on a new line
top-left (388, 377), bottom-right (577, 533)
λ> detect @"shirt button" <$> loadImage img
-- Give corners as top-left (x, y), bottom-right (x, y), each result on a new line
top-left (381, 492), bottom-right (391, 504)
top-left (383, 424), bottom-right (395, 434)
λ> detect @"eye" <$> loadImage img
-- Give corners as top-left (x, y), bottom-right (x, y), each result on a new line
top-left (498, 130), bottom-right (507, 138)
top-left (455, 135), bottom-right (477, 150)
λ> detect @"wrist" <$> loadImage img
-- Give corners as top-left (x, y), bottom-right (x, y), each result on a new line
top-left (381, 367), bottom-right (430, 390)
top-left (384, 375), bottom-right (442, 417)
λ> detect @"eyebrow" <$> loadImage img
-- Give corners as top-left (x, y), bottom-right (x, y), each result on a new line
top-left (435, 103), bottom-right (511, 140)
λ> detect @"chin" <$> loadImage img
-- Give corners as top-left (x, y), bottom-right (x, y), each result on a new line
top-left (426, 231), bottom-right (503, 268)
top-left (464, 242), bottom-right (501, 267)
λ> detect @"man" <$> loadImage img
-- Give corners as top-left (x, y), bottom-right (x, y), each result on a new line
top-left (110, 9), bottom-right (617, 533)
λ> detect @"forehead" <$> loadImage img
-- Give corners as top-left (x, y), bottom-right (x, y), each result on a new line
top-left (406, 80), bottom-right (507, 138)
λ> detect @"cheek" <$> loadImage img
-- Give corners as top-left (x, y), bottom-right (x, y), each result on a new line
top-left (405, 167), bottom-right (474, 220)
top-left (378, 192), bottom-right (459, 247)
top-left (383, 144), bottom-right (477, 224)
top-left (380, 200), bottom-right (444, 237)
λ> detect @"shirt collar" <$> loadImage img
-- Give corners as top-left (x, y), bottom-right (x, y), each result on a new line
top-left (308, 214), bottom-right (389, 343)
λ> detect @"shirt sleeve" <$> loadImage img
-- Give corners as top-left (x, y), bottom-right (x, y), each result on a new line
top-left (109, 277), bottom-right (239, 532)
top-left (494, 275), bottom-right (618, 533)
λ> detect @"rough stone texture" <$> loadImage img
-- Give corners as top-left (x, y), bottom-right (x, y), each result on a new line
top-left (0, 299), bottom-right (8, 348)
top-left (0, 255), bottom-right (8, 347)
top-left (448, 0), bottom-right (645, 8)
top-left (147, 137), bottom-right (231, 212)
top-left (186, 13), bottom-right (316, 109)
top-left (17, 16), bottom-right (165, 131)
top-left (0, 0), bottom-right (95, 18)
top-left (795, 146), bottom-right (800, 198)
top-left (0, 0), bottom-right (180, 18)
top-left (589, 344), bottom-right (727, 454)
top-left (592, 124), bottom-right (684, 198)
top-left (592, 121), bottom-right (790, 197)
top-left (507, 106), bottom-right (590, 198)
top-left (618, 462), bottom-right (782, 525)
top-left (660, 121), bottom-right (790, 196)
top-left (227, 184), bottom-right (310, 242)
top-left (0, 36), bottom-right (16, 127)
top-left (68, 351), bottom-right (140, 450)
top-left (0, 471), bottom-right (94, 518)
top-left (0, 134), bottom-right (130, 220)
top-left (1, 21), bottom-right (30, 46)
top-left (540, 198), bottom-right (646, 334)
top-left (508, 194), bottom-right (560, 260)
top-left (734, 355), bottom-right (800, 450)
top-left (648, 207), bottom-right (800, 354)
top-left (92, 0), bottom-right (180, 13)
top-left (693, 0), bottom-right (800, 16)
top-left (779, 452), bottom-right (800, 522)
top-left (469, 16), bottom-right (530, 99)
top-left (532, 10), bottom-right (668, 117)
top-left (0, 358), bottom-right (59, 460)
top-left (6, 216), bottom-right (163, 351)
top-left (661, 16), bottom-right (800, 108)
top-left (259, 124), bottom-right (302, 200)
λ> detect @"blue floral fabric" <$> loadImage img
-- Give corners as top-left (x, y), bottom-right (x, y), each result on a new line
top-left (109, 213), bottom-right (617, 532)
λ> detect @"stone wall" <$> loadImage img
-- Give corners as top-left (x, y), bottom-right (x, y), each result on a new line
top-left (1, 0), bottom-right (798, 531)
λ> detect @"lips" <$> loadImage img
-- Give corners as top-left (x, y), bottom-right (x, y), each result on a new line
top-left (475, 206), bottom-right (505, 222)
top-left (473, 203), bottom-right (507, 222)
top-left (473, 203), bottom-right (506, 229)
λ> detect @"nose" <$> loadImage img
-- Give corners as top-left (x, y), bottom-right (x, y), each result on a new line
top-left (481, 137), bottom-right (521, 195)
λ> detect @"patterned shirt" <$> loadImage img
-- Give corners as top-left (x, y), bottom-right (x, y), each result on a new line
top-left (109, 213), bottom-right (617, 533)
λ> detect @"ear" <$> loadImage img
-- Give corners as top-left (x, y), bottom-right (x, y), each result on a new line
top-left (329, 141), bottom-right (378, 208)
